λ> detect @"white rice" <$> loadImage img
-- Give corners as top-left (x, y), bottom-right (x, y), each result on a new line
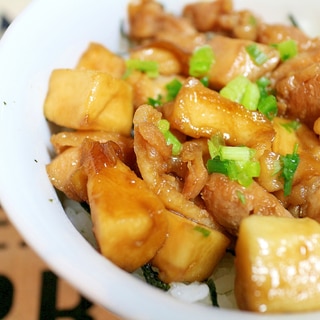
top-left (168, 282), bottom-right (210, 303)
top-left (63, 198), bottom-right (98, 249)
top-left (210, 253), bottom-right (237, 308)
top-left (64, 198), bottom-right (237, 309)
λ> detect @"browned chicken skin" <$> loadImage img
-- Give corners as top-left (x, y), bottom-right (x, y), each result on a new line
top-left (275, 60), bottom-right (320, 128)
top-left (202, 173), bottom-right (292, 236)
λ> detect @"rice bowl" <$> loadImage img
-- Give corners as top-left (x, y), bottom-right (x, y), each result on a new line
top-left (1, 0), bottom-right (320, 319)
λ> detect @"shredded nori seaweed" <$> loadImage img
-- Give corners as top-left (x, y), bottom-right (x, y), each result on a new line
top-left (141, 263), bottom-right (170, 291)
top-left (80, 202), bottom-right (91, 214)
top-left (288, 14), bottom-right (299, 28)
top-left (206, 278), bottom-right (219, 307)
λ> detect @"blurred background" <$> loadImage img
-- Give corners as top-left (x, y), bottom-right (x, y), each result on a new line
top-left (0, 1), bottom-right (121, 319)
top-left (0, 0), bottom-right (30, 36)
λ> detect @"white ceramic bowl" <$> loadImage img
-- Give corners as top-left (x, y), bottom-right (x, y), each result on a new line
top-left (1, 0), bottom-right (320, 319)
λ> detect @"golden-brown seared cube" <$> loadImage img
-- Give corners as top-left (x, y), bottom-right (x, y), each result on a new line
top-left (50, 130), bottom-right (133, 154)
top-left (272, 117), bottom-right (320, 159)
top-left (43, 69), bottom-right (133, 135)
top-left (83, 140), bottom-right (168, 272)
top-left (46, 146), bottom-right (84, 202)
top-left (162, 77), bottom-right (275, 152)
top-left (207, 36), bottom-right (280, 90)
top-left (50, 130), bottom-right (135, 168)
top-left (272, 117), bottom-right (300, 155)
top-left (235, 215), bottom-right (320, 313)
top-left (76, 42), bottom-right (126, 78)
top-left (129, 47), bottom-right (182, 76)
top-left (126, 70), bottom-right (185, 109)
top-left (152, 211), bottom-right (230, 283)
top-left (256, 150), bottom-right (282, 193)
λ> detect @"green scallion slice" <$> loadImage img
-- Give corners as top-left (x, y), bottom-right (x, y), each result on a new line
top-left (272, 39), bottom-right (298, 61)
top-left (245, 43), bottom-right (268, 65)
top-left (220, 75), bottom-right (260, 111)
top-left (189, 45), bottom-right (215, 78)
top-left (206, 143), bottom-right (260, 187)
top-left (148, 95), bottom-right (163, 108)
top-left (280, 144), bottom-right (300, 196)
top-left (219, 146), bottom-right (253, 161)
top-left (207, 157), bottom-right (229, 176)
top-left (125, 59), bottom-right (159, 78)
top-left (166, 78), bottom-right (183, 101)
top-left (157, 119), bottom-right (182, 156)
top-left (194, 226), bottom-right (211, 237)
top-left (257, 95), bottom-right (278, 120)
top-left (280, 120), bottom-right (301, 133)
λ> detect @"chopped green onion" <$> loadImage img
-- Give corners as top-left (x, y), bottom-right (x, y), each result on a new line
top-left (207, 157), bottom-right (229, 176)
top-left (228, 159), bottom-right (260, 187)
top-left (147, 79), bottom-right (183, 107)
top-left (258, 95), bottom-right (278, 120)
top-left (272, 159), bottom-right (282, 176)
top-left (280, 143), bottom-right (300, 196)
top-left (219, 146), bottom-right (253, 161)
top-left (220, 75), bottom-right (249, 103)
top-left (158, 118), bottom-right (170, 133)
top-left (256, 76), bottom-right (271, 94)
top-left (166, 78), bottom-right (183, 101)
top-left (206, 279), bottom-right (219, 307)
top-left (241, 81), bottom-right (261, 110)
top-left (280, 120), bottom-right (301, 133)
top-left (249, 15), bottom-right (257, 27)
top-left (189, 45), bottom-right (215, 78)
top-left (200, 76), bottom-right (209, 87)
top-left (148, 94), bottom-right (163, 108)
top-left (158, 119), bottom-right (182, 156)
top-left (194, 226), bottom-right (211, 237)
top-left (206, 143), bottom-right (260, 187)
top-left (240, 160), bottom-right (260, 184)
top-left (272, 39), bottom-right (298, 61)
top-left (245, 43), bottom-right (268, 65)
top-left (221, 75), bottom-right (278, 118)
top-left (220, 75), bottom-right (260, 111)
top-left (236, 190), bottom-right (246, 204)
top-left (208, 133), bottom-right (225, 159)
top-left (125, 59), bottom-right (159, 78)
top-left (207, 157), bottom-right (260, 187)
top-left (256, 77), bottom-right (278, 119)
